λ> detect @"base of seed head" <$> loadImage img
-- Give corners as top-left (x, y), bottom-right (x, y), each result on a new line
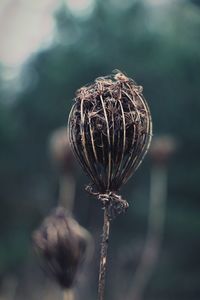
top-left (86, 184), bottom-right (129, 220)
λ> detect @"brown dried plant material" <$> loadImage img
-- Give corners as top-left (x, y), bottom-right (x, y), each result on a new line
top-left (68, 70), bottom-right (152, 218)
top-left (68, 70), bottom-right (152, 300)
top-left (33, 207), bottom-right (90, 289)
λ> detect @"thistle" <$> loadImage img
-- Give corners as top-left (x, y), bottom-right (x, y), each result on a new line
top-left (68, 70), bottom-right (152, 299)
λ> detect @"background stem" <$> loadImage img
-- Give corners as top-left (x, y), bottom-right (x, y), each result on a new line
top-left (63, 289), bottom-right (74, 300)
top-left (127, 165), bottom-right (167, 300)
top-left (59, 174), bottom-right (75, 211)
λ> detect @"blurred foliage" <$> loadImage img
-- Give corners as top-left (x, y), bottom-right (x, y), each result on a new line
top-left (0, 0), bottom-right (200, 299)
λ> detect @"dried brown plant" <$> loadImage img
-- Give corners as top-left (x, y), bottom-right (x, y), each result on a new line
top-left (33, 207), bottom-right (90, 290)
top-left (68, 70), bottom-right (152, 300)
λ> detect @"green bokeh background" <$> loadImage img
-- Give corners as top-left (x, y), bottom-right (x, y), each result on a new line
top-left (0, 0), bottom-right (200, 299)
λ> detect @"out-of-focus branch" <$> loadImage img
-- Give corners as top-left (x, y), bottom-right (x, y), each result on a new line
top-left (59, 174), bottom-right (75, 212)
top-left (127, 136), bottom-right (176, 300)
top-left (49, 126), bottom-right (76, 211)
top-left (0, 276), bottom-right (18, 300)
top-left (127, 165), bottom-right (167, 300)
top-left (63, 289), bottom-right (75, 300)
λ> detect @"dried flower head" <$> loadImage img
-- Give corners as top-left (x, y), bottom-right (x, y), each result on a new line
top-left (68, 70), bottom-right (152, 218)
top-left (33, 207), bottom-right (90, 289)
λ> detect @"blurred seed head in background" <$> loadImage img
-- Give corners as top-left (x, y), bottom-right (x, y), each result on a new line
top-left (149, 135), bottom-right (177, 165)
top-left (32, 207), bottom-right (91, 289)
top-left (49, 127), bottom-right (75, 174)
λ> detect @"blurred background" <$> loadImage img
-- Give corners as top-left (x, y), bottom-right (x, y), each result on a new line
top-left (0, 0), bottom-right (200, 299)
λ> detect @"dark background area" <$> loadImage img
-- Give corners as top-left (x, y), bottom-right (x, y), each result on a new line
top-left (0, 0), bottom-right (200, 299)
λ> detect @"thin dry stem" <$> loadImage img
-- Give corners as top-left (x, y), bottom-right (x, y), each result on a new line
top-left (98, 208), bottom-right (110, 300)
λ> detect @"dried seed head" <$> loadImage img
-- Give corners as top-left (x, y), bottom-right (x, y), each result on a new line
top-left (33, 207), bottom-right (90, 288)
top-left (68, 71), bottom-right (152, 195)
top-left (49, 127), bottom-right (74, 174)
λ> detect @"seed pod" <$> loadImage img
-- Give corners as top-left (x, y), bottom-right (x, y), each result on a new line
top-left (33, 207), bottom-right (90, 289)
top-left (68, 71), bottom-right (152, 217)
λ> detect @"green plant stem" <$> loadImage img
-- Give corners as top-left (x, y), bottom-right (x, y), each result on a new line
top-left (98, 207), bottom-right (110, 300)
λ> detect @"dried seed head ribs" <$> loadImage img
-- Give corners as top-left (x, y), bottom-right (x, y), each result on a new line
top-left (68, 71), bottom-right (152, 215)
